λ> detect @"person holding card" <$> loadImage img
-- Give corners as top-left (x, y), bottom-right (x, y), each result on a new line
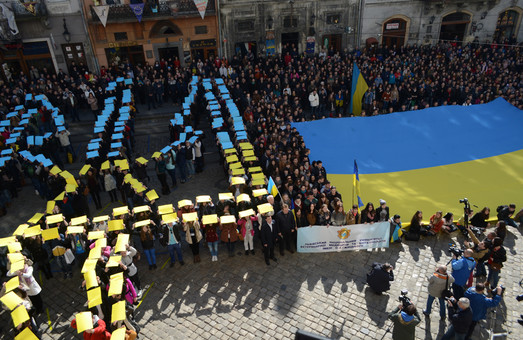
top-left (7, 257), bottom-right (43, 315)
top-left (160, 220), bottom-right (184, 268)
top-left (184, 220), bottom-right (203, 263)
top-left (118, 244), bottom-right (142, 298)
top-left (140, 225), bottom-right (157, 270)
top-left (220, 215), bottom-right (239, 257)
top-left (238, 215), bottom-right (257, 256)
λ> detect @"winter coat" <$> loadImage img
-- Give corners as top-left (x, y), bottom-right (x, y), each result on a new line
top-left (427, 272), bottom-right (454, 298)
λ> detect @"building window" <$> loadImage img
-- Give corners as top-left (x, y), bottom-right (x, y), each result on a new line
top-left (283, 16), bottom-right (298, 28)
top-left (326, 14), bottom-right (341, 25)
top-left (236, 20), bottom-right (255, 32)
top-left (195, 25), bottom-right (208, 35)
top-left (114, 32), bottom-right (128, 41)
top-left (494, 10), bottom-right (519, 42)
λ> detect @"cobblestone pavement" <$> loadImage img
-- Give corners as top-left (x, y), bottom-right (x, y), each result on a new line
top-left (1, 104), bottom-right (521, 339)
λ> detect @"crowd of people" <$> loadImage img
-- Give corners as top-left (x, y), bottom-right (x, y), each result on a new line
top-left (0, 36), bottom-right (522, 339)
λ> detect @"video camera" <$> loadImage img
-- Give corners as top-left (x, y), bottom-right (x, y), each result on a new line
top-left (459, 198), bottom-right (469, 204)
top-left (492, 285), bottom-right (506, 297)
top-left (448, 243), bottom-right (464, 258)
top-left (398, 289), bottom-right (412, 308)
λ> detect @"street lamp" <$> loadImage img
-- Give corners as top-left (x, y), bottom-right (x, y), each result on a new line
top-left (63, 18), bottom-right (71, 42)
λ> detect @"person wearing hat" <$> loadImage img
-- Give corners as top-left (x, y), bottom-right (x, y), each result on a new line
top-left (376, 199), bottom-right (389, 222)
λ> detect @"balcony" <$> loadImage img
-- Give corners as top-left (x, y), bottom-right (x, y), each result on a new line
top-left (11, 1), bottom-right (48, 20)
top-left (89, 0), bottom-right (216, 24)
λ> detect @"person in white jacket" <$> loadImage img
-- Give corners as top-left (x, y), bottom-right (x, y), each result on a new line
top-left (118, 244), bottom-right (142, 298)
top-left (309, 90), bottom-right (320, 119)
top-left (7, 257), bottom-right (43, 314)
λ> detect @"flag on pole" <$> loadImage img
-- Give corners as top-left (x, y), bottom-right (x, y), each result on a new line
top-left (93, 5), bottom-right (110, 27)
top-left (349, 63), bottom-right (369, 115)
top-left (267, 176), bottom-right (279, 197)
top-left (353, 160), bottom-right (363, 208)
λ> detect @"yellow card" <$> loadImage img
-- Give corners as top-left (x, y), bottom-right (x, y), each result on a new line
top-left (0, 236), bottom-right (16, 247)
top-left (229, 162), bottom-right (243, 169)
top-left (151, 151), bottom-right (161, 159)
top-left (92, 215), bottom-right (109, 223)
top-left (218, 192), bottom-right (234, 201)
top-left (251, 178), bottom-right (265, 186)
top-left (65, 176), bottom-right (77, 187)
top-left (196, 195), bottom-right (212, 203)
top-left (110, 272), bottom-right (123, 281)
top-left (46, 201), bottom-right (56, 214)
top-left (108, 219), bottom-right (124, 231)
top-left (231, 177), bottom-right (245, 185)
top-left (8, 242), bottom-right (22, 253)
top-left (110, 327), bottom-right (126, 340)
top-left (161, 213), bottom-right (178, 224)
top-left (220, 215), bottom-right (236, 224)
top-left (106, 256), bottom-right (121, 268)
top-left (239, 142), bottom-right (253, 149)
top-left (46, 214), bottom-right (63, 225)
top-left (23, 226), bottom-right (41, 238)
top-left (11, 306), bottom-right (30, 327)
top-left (10, 260), bottom-right (25, 272)
top-left (15, 327), bottom-right (39, 340)
top-left (88, 246), bottom-right (101, 259)
top-left (81, 259), bottom-right (98, 274)
top-left (54, 191), bottom-right (65, 201)
top-left (248, 166), bottom-right (262, 173)
top-left (67, 226), bottom-right (85, 234)
top-left (41, 227), bottom-right (59, 241)
top-left (27, 213), bottom-right (44, 224)
top-left (65, 183), bottom-right (76, 193)
top-left (244, 156), bottom-right (257, 162)
top-left (108, 277), bottom-right (123, 296)
top-left (226, 154), bottom-right (238, 163)
top-left (87, 287), bottom-right (102, 308)
top-left (60, 170), bottom-right (72, 179)
top-left (202, 214), bottom-right (218, 225)
top-left (8, 252), bottom-right (24, 263)
top-left (95, 238), bottom-right (107, 248)
top-left (239, 209), bottom-right (256, 219)
top-left (231, 168), bottom-right (245, 176)
top-left (252, 188), bottom-right (268, 197)
top-left (158, 204), bottom-right (173, 215)
top-left (118, 160), bottom-right (129, 170)
top-left (182, 212), bottom-right (198, 223)
top-left (136, 157), bottom-right (148, 164)
top-left (136, 185), bottom-right (146, 193)
top-left (224, 148), bottom-right (236, 154)
top-left (75, 311), bottom-right (93, 333)
top-left (88, 230), bottom-right (105, 240)
top-left (178, 199), bottom-right (193, 208)
top-left (111, 301), bottom-right (126, 322)
top-left (114, 234), bottom-right (129, 253)
top-left (79, 164), bottom-right (91, 176)
top-left (49, 165), bottom-right (61, 175)
top-left (0, 291), bottom-right (24, 310)
top-left (113, 206), bottom-right (129, 216)
top-left (71, 215), bottom-right (88, 226)
top-left (5, 276), bottom-right (19, 293)
top-left (146, 190), bottom-right (159, 201)
top-left (134, 220), bottom-right (151, 228)
top-left (84, 270), bottom-right (98, 290)
top-left (101, 160), bottom-right (110, 170)
top-left (237, 193), bottom-right (251, 202)
top-left (133, 205), bottom-right (149, 214)
top-left (251, 172), bottom-right (265, 180)
top-left (242, 150), bottom-right (255, 157)
top-left (13, 224), bottom-right (29, 236)
top-left (258, 203), bottom-right (274, 214)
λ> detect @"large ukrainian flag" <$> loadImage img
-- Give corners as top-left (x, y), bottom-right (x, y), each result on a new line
top-left (293, 98), bottom-right (523, 219)
top-left (350, 64), bottom-right (369, 116)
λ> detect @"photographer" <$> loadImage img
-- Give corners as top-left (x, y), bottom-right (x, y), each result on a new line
top-left (388, 303), bottom-right (421, 340)
top-left (366, 262), bottom-right (394, 295)
top-left (463, 226), bottom-right (490, 278)
top-left (442, 297), bottom-right (473, 340)
top-left (464, 283), bottom-right (502, 340)
top-left (450, 249), bottom-right (476, 299)
top-left (423, 265), bottom-right (454, 320)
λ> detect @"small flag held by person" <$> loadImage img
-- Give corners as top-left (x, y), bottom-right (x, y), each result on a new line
top-left (267, 176), bottom-right (279, 197)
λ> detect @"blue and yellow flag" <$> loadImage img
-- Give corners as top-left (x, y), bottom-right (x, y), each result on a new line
top-left (267, 176), bottom-right (279, 197)
top-left (350, 64), bottom-right (369, 115)
top-left (353, 160), bottom-right (363, 208)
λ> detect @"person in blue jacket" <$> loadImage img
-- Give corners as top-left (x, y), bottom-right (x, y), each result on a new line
top-left (451, 249), bottom-right (476, 299)
top-left (464, 283), bottom-right (502, 339)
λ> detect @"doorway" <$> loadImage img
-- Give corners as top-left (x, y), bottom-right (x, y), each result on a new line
top-left (382, 18), bottom-right (407, 48)
top-left (281, 32), bottom-right (299, 54)
top-left (439, 12), bottom-right (471, 44)
top-left (322, 34), bottom-right (342, 52)
top-left (62, 43), bottom-right (88, 74)
top-left (158, 47), bottom-right (180, 61)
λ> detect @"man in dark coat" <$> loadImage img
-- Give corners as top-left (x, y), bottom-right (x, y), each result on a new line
top-left (274, 204), bottom-right (296, 255)
top-left (366, 262), bottom-right (394, 294)
top-left (442, 297), bottom-right (473, 340)
top-left (260, 215), bottom-right (279, 266)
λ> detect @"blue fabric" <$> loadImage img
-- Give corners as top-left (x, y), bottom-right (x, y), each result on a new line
top-left (451, 257), bottom-right (476, 285)
top-left (401, 311), bottom-right (414, 322)
top-left (292, 98), bottom-right (523, 174)
top-left (464, 287), bottom-right (501, 321)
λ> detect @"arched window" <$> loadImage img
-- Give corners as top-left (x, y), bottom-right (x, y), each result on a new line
top-left (382, 18), bottom-right (407, 48)
top-left (494, 10), bottom-right (520, 43)
top-left (439, 12), bottom-right (471, 43)
top-left (149, 20), bottom-right (182, 38)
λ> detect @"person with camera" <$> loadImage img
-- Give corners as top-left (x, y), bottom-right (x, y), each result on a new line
top-left (388, 303), bottom-right (421, 340)
top-left (450, 249), bottom-right (476, 299)
top-left (366, 262), bottom-right (394, 295)
top-left (486, 237), bottom-right (506, 290)
top-left (441, 297), bottom-right (473, 340)
top-left (463, 283), bottom-right (502, 339)
top-left (423, 265), bottom-right (455, 320)
top-left (463, 226), bottom-right (490, 279)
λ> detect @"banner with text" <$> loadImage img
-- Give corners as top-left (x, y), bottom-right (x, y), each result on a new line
top-left (297, 222), bottom-right (390, 253)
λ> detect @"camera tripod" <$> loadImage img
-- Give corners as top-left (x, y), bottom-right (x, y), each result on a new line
top-left (486, 302), bottom-right (510, 339)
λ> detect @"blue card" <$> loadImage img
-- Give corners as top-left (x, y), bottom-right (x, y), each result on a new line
top-left (111, 142), bottom-right (122, 148)
top-left (87, 142), bottom-right (99, 150)
top-left (86, 151), bottom-right (99, 159)
top-left (107, 151), bottom-right (119, 157)
top-left (161, 146), bottom-right (172, 154)
top-left (26, 136), bottom-right (35, 145)
top-left (42, 159), bottom-right (53, 167)
top-left (1, 149), bottom-right (13, 155)
top-left (112, 133), bottom-right (123, 140)
top-left (35, 136), bottom-right (44, 146)
top-left (114, 126), bottom-right (124, 132)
